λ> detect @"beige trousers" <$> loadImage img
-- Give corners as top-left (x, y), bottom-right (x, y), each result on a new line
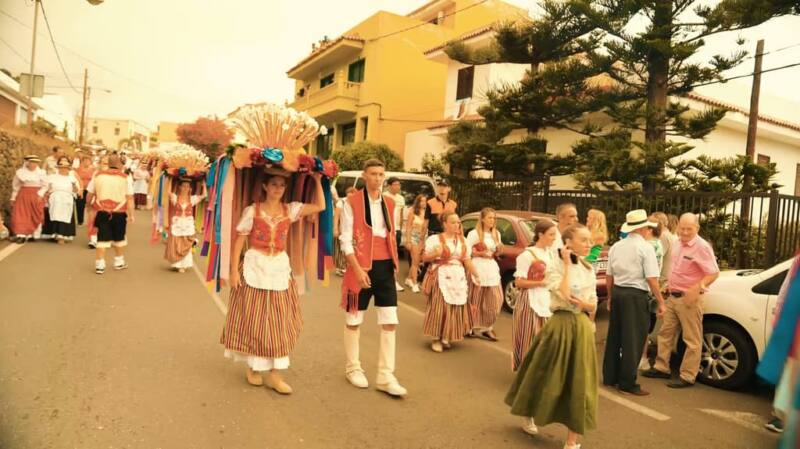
top-left (653, 295), bottom-right (703, 383)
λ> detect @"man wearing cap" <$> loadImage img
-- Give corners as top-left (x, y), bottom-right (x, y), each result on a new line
top-left (9, 155), bottom-right (47, 243)
top-left (643, 213), bottom-right (719, 388)
top-left (85, 154), bottom-right (134, 274)
top-left (603, 209), bottom-right (666, 395)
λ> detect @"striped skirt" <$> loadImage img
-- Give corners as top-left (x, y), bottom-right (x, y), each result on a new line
top-left (220, 265), bottom-right (303, 360)
top-left (468, 283), bottom-right (503, 329)
top-left (422, 270), bottom-right (472, 342)
top-left (512, 289), bottom-right (548, 371)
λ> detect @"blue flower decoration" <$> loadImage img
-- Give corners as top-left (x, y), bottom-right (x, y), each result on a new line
top-left (178, 167), bottom-right (187, 176)
top-left (313, 156), bottom-right (324, 172)
top-left (262, 148), bottom-right (284, 163)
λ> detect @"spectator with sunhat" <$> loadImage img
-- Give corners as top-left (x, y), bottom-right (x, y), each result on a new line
top-left (603, 209), bottom-right (666, 395)
top-left (9, 155), bottom-right (47, 243)
top-left (643, 212), bottom-right (720, 388)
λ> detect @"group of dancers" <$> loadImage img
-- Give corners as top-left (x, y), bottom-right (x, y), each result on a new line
top-left (215, 157), bottom-right (596, 449)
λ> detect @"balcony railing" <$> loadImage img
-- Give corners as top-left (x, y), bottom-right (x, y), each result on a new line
top-left (291, 80), bottom-right (360, 111)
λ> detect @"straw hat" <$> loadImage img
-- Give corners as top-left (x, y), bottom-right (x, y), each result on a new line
top-left (620, 209), bottom-right (657, 233)
top-left (56, 159), bottom-right (71, 168)
top-left (24, 154), bottom-right (42, 163)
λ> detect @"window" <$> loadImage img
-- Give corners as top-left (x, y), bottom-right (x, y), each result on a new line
top-left (796, 164), bottom-right (800, 196)
top-left (495, 218), bottom-right (516, 245)
top-left (348, 59), bottom-right (365, 83)
top-left (757, 154), bottom-right (771, 166)
top-left (92, 126), bottom-right (98, 134)
top-left (456, 66), bottom-right (474, 100)
top-left (341, 122), bottom-right (356, 146)
top-left (320, 73), bottom-right (334, 88)
top-left (360, 117), bottom-right (369, 140)
top-left (114, 127), bottom-right (120, 136)
top-left (753, 270), bottom-right (788, 295)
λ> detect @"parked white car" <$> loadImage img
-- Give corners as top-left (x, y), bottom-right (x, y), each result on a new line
top-left (333, 170), bottom-right (437, 206)
top-left (693, 257), bottom-right (792, 389)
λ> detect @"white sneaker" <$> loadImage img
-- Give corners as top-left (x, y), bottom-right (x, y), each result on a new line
top-left (404, 278), bottom-right (415, 289)
top-left (376, 378), bottom-right (407, 397)
top-left (639, 358), bottom-right (651, 370)
top-left (411, 283), bottom-right (420, 293)
top-left (522, 417), bottom-right (538, 435)
top-left (395, 281), bottom-right (404, 292)
top-left (345, 370), bottom-right (369, 389)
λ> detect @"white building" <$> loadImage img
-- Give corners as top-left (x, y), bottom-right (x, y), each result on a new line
top-left (405, 27), bottom-right (800, 195)
top-left (0, 71), bottom-right (77, 140)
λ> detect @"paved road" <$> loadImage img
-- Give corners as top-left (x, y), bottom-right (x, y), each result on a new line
top-left (0, 211), bottom-right (780, 448)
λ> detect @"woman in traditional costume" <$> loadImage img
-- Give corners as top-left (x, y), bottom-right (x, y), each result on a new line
top-left (220, 172), bottom-right (326, 394)
top-left (511, 219), bottom-right (558, 372)
top-left (465, 207), bottom-right (503, 341)
top-left (403, 194), bottom-right (427, 293)
top-left (40, 157), bottom-right (81, 244)
top-left (164, 178), bottom-right (206, 272)
top-left (505, 224), bottom-right (599, 448)
top-left (132, 163), bottom-right (151, 210)
top-left (422, 211), bottom-right (480, 353)
top-left (10, 155), bottom-right (46, 243)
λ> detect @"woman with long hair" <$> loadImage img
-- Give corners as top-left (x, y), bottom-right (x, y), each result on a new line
top-left (512, 219), bottom-right (557, 371)
top-left (465, 207), bottom-right (503, 341)
top-left (220, 173), bottom-right (325, 395)
top-left (506, 224), bottom-right (599, 448)
top-left (404, 194), bottom-right (427, 293)
top-left (164, 178), bottom-right (206, 272)
top-left (585, 208), bottom-right (608, 264)
top-left (422, 211), bottom-right (480, 353)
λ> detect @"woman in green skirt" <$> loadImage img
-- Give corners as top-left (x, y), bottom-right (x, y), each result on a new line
top-left (505, 224), bottom-right (598, 449)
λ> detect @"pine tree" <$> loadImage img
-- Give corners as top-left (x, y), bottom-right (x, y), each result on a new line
top-left (573, 0), bottom-right (798, 191)
top-left (443, 0), bottom-right (613, 177)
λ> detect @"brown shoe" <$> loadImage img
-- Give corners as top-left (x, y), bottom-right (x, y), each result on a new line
top-left (618, 387), bottom-right (650, 396)
top-left (265, 370), bottom-right (293, 395)
top-left (481, 330), bottom-right (499, 342)
top-left (246, 368), bottom-right (263, 386)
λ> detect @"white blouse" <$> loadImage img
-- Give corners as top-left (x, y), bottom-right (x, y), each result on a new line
top-left (547, 257), bottom-right (598, 313)
top-left (425, 234), bottom-right (472, 305)
top-left (169, 194), bottom-right (202, 237)
top-left (515, 246), bottom-right (556, 317)
top-left (11, 167), bottom-right (47, 201)
top-left (236, 202), bottom-right (303, 291)
top-left (465, 229), bottom-right (502, 287)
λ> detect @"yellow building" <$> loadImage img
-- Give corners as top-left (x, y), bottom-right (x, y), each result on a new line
top-left (150, 121), bottom-right (180, 146)
top-left (286, 0), bottom-right (526, 160)
top-left (85, 117), bottom-right (151, 151)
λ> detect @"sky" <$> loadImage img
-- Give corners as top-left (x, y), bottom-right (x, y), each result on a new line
top-left (0, 0), bottom-right (799, 131)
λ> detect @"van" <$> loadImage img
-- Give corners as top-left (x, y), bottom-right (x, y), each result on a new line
top-left (333, 171), bottom-right (437, 207)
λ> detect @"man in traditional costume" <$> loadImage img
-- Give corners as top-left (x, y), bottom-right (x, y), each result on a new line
top-left (10, 155), bottom-right (47, 243)
top-left (339, 159), bottom-right (407, 397)
top-left (86, 155), bottom-right (134, 274)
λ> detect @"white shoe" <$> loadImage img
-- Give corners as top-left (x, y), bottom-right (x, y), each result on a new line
top-left (564, 444), bottom-right (581, 449)
top-left (522, 417), bottom-right (538, 435)
top-left (395, 281), bottom-right (404, 292)
top-left (639, 358), bottom-right (651, 370)
top-left (404, 278), bottom-right (415, 289)
top-left (431, 341), bottom-right (443, 353)
top-left (346, 370), bottom-right (369, 389)
top-left (376, 378), bottom-right (407, 397)
top-left (411, 283), bottom-right (420, 293)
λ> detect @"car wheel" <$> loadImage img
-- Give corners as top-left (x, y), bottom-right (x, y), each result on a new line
top-left (697, 320), bottom-right (756, 390)
top-left (502, 277), bottom-right (519, 313)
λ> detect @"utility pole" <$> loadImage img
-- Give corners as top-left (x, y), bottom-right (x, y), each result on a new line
top-left (78, 69), bottom-right (88, 148)
top-left (738, 39), bottom-right (764, 268)
top-left (26, 0), bottom-right (41, 129)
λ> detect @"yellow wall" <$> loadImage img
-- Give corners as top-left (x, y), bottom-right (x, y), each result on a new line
top-left (287, 0), bottom-right (525, 161)
top-left (156, 122), bottom-right (180, 143)
top-left (87, 118), bottom-right (151, 150)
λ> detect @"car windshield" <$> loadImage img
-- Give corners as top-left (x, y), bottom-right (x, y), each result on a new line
top-left (519, 219), bottom-right (537, 242)
top-left (391, 180), bottom-right (435, 205)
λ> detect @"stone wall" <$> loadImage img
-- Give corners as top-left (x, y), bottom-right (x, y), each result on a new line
top-left (0, 128), bottom-right (59, 225)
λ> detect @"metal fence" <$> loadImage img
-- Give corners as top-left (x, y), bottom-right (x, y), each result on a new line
top-left (447, 176), bottom-right (800, 269)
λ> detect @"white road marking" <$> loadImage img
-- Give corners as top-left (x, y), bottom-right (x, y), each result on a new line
top-left (192, 257), bottom-right (228, 315)
top-left (0, 243), bottom-right (23, 263)
top-left (398, 299), bottom-right (671, 422)
top-left (699, 409), bottom-right (769, 434)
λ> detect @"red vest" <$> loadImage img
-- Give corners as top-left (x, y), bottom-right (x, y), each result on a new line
top-left (340, 189), bottom-right (399, 313)
top-left (249, 203), bottom-right (290, 253)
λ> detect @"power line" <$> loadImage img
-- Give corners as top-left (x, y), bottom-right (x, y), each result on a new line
top-left (367, 0), bottom-right (489, 42)
top-left (744, 41), bottom-right (800, 60)
top-left (0, 35), bottom-right (29, 64)
top-left (690, 61), bottom-right (800, 88)
top-left (39, 0), bottom-right (79, 93)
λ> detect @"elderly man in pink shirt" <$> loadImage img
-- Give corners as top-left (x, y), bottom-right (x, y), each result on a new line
top-left (643, 213), bottom-right (720, 388)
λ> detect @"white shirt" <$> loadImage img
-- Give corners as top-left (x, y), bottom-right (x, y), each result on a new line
top-left (385, 191), bottom-right (405, 232)
top-left (465, 229), bottom-right (502, 286)
top-left (607, 233), bottom-right (660, 292)
top-left (11, 167), bottom-right (47, 201)
top-left (515, 246), bottom-right (555, 316)
top-left (339, 191), bottom-right (388, 256)
top-left (551, 227), bottom-right (564, 251)
top-left (425, 234), bottom-right (472, 305)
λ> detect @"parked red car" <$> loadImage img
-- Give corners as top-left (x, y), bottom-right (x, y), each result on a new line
top-left (461, 210), bottom-right (608, 312)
